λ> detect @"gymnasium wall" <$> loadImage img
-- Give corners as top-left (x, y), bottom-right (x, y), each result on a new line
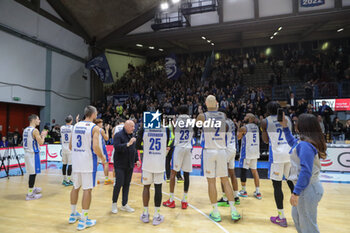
top-left (0, 0), bottom-right (90, 128)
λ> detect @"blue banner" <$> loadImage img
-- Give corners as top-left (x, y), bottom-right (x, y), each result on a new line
top-left (300, 0), bottom-right (325, 7)
top-left (85, 54), bottom-right (113, 83)
top-left (165, 54), bottom-right (181, 80)
top-left (201, 50), bottom-right (215, 82)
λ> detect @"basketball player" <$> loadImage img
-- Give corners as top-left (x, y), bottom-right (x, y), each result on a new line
top-left (60, 115), bottom-right (74, 186)
top-left (23, 114), bottom-right (47, 200)
top-left (93, 119), bottom-right (112, 185)
top-left (68, 106), bottom-right (107, 230)
top-left (197, 95), bottom-right (240, 222)
top-left (261, 101), bottom-right (294, 227)
top-left (163, 105), bottom-right (193, 209)
top-left (237, 113), bottom-right (262, 199)
top-left (218, 113), bottom-right (240, 206)
top-left (136, 123), bottom-right (171, 226)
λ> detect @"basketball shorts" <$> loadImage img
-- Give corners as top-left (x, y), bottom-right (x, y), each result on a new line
top-left (72, 172), bottom-right (97, 190)
top-left (142, 171), bottom-right (164, 185)
top-left (203, 149), bottom-right (228, 178)
top-left (172, 146), bottom-right (192, 173)
top-left (240, 158), bottom-right (258, 169)
top-left (226, 148), bottom-right (236, 170)
top-left (61, 150), bottom-right (72, 165)
top-left (269, 162), bottom-right (291, 181)
top-left (24, 152), bottom-right (41, 175)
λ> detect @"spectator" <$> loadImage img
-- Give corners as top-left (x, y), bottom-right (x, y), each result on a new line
top-left (13, 134), bottom-right (21, 146)
top-left (0, 136), bottom-right (8, 148)
top-left (344, 119), bottom-right (350, 140)
top-left (332, 117), bottom-right (343, 141)
top-left (318, 115), bottom-right (325, 136)
top-left (318, 101), bottom-right (333, 132)
top-left (287, 93), bottom-right (298, 110)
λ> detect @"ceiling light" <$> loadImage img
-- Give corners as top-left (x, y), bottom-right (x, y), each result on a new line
top-left (337, 28), bottom-right (344, 32)
top-left (278, 27), bottom-right (283, 31)
top-left (273, 32), bottom-right (278, 36)
top-left (136, 44), bottom-right (143, 47)
top-left (149, 46), bottom-right (155, 50)
top-left (207, 40), bottom-right (211, 43)
top-left (211, 43), bottom-right (214, 46)
top-left (160, 2), bottom-right (169, 10)
top-left (202, 36), bottom-right (206, 40)
top-left (159, 48), bottom-right (164, 51)
top-left (172, 0), bottom-right (180, 3)
top-left (270, 36), bottom-right (274, 39)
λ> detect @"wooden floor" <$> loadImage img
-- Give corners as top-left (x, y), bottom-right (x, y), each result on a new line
top-left (1, 168), bottom-right (350, 233)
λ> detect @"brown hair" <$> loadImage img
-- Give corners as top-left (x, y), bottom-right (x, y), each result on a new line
top-left (297, 114), bottom-right (327, 159)
top-left (93, 119), bottom-right (103, 125)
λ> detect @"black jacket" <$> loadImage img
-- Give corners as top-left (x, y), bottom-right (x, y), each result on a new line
top-left (113, 128), bottom-right (138, 169)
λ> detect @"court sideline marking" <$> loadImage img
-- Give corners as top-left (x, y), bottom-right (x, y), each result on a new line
top-left (132, 182), bottom-right (230, 233)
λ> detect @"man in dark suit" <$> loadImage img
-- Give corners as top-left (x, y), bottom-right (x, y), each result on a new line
top-left (287, 93), bottom-right (298, 110)
top-left (111, 120), bottom-right (141, 214)
top-left (318, 101), bottom-right (333, 133)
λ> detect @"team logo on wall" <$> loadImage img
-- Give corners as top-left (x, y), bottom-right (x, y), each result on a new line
top-left (320, 158), bottom-right (333, 167)
top-left (143, 110), bottom-right (162, 129)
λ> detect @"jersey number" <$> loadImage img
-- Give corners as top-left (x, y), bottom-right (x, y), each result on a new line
top-left (214, 127), bottom-right (220, 137)
top-left (65, 134), bottom-right (68, 142)
top-left (24, 138), bottom-right (27, 148)
top-left (277, 128), bottom-right (284, 141)
top-left (253, 133), bottom-right (257, 143)
top-left (180, 130), bottom-right (189, 140)
top-left (76, 135), bottom-right (82, 148)
top-left (149, 138), bottom-right (161, 151)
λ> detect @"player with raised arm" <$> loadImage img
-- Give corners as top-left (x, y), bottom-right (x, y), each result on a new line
top-left (197, 95), bottom-right (241, 222)
top-left (261, 101), bottom-right (295, 227)
top-left (23, 114), bottom-right (47, 200)
top-left (68, 106), bottom-right (107, 231)
top-left (163, 105), bottom-right (193, 209)
top-left (237, 113), bottom-right (262, 200)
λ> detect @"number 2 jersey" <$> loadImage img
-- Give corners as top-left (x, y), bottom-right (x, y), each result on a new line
top-left (174, 114), bottom-right (193, 148)
top-left (266, 115), bottom-right (292, 163)
top-left (241, 123), bottom-right (260, 159)
top-left (23, 127), bottom-right (39, 153)
top-left (71, 121), bottom-right (97, 173)
top-left (142, 127), bottom-right (168, 173)
top-left (201, 111), bottom-right (226, 149)
top-left (60, 125), bottom-right (73, 153)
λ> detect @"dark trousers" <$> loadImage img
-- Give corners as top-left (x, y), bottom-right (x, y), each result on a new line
top-left (112, 167), bottom-right (133, 206)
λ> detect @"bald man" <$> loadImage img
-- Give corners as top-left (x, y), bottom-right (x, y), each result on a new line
top-left (112, 120), bottom-right (141, 214)
top-left (197, 95), bottom-right (241, 222)
top-left (237, 113), bottom-right (262, 200)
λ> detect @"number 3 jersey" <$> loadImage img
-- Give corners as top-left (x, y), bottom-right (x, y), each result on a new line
top-left (241, 123), bottom-right (260, 159)
top-left (142, 127), bottom-right (167, 173)
top-left (60, 124), bottom-right (73, 153)
top-left (71, 121), bottom-right (97, 173)
top-left (174, 114), bottom-right (193, 148)
top-left (266, 115), bottom-right (292, 163)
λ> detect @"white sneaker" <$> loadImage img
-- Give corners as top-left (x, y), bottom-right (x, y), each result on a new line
top-left (120, 204), bottom-right (135, 213)
top-left (111, 203), bottom-right (118, 214)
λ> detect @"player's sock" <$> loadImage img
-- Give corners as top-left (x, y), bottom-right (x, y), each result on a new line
top-left (71, 205), bottom-right (77, 214)
top-left (212, 203), bottom-right (219, 214)
top-left (143, 207), bottom-right (149, 214)
top-left (169, 193), bottom-right (174, 202)
top-left (154, 207), bottom-right (160, 217)
top-left (63, 175), bottom-right (67, 181)
top-left (28, 188), bottom-right (33, 195)
top-left (67, 176), bottom-right (71, 181)
top-left (82, 209), bottom-right (88, 221)
top-left (222, 192), bottom-right (228, 201)
top-left (256, 187), bottom-right (260, 193)
top-left (278, 209), bottom-right (285, 219)
top-left (229, 201), bottom-right (237, 212)
top-left (242, 186), bottom-right (246, 191)
top-left (182, 193), bottom-right (188, 202)
top-left (234, 191), bottom-right (239, 198)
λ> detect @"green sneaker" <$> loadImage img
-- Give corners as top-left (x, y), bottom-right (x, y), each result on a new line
top-left (209, 211), bottom-right (221, 222)
top-left (234, 197), bottom-right (240, 205)
top-left (231, 210), bottom-right (241, 221)
top-left (62, 180), bottom-right (67, 186)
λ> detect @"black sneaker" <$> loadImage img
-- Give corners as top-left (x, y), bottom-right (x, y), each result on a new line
top-left (235, 197), bottom-right (241, 205)
top-left (218, 197), bottom-right (229, 207)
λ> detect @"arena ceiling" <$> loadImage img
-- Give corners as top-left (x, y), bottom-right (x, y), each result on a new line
top-left (15, 0), bottom-right (350, 55)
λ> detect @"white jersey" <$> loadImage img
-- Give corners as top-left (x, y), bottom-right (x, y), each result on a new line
top-left (174, 114), bottom-right (193, 148)
top-left (142, 127), bottom-right (167, 173)
top-left (226, 119), bottom-right (236, 151)
top-left (241, 123), bottom-right (260, 159)
top-left (71, 121), bottom-right (97, 172)
top-left (266, 115), bottom-right (292, 163)
top-left (99, 129), bottom-right (108, 157)
top-left (23, 127), bottom-right (39, 153)
top-left (60, 125), bottom-right (73, 153)
top-left (201, 111), bottom-right (226, 149)
top-left (113, 124), bottom-right (124, 137)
